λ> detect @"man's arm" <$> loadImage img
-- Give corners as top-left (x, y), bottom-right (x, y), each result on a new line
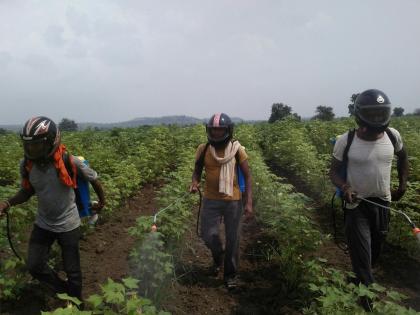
top-left (90, 179), bottom-right (106, 211)
top-left (392, 147), bottom-right (409, 201)
top-left (190, 146), bottom-right (204, 193)
top-left (240, 160), bottom-right (253, 219)
top-left (329, 157), bottom-right (354, 203)
top-left (0, 189), bottom-right (34, 217)
top-left (190, 163), bottom-right (202, 193)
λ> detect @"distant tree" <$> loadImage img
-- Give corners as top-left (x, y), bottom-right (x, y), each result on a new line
top-left (348, 93), bottom-right (359, 116)
top-left (58, 118), bottom-right (78, 131)
top-left (0, 128), bottom-right (7, 135)
top-left (413, 108), bottom-right (420, 116)
top-left (268, 103), bottom-right (293, 123)
top-left (291, 113), bottom-right (302, 121)
top-left (392, 107), bottom-right (405, 117)
top-left (313, 105), bottom-right (335, 121)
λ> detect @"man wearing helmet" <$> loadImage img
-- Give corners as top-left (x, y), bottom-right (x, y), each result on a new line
top-left (0, 116), bottom-right (105, 304)
top-left (189, 113), bottom-right (253, 290)
top-left (330, 90), bottom-right (409, 290)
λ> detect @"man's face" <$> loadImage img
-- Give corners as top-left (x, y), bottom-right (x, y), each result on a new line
top-left (23, 140), bottom-right (51, 160)
top-left (209, 127), bottom-right (227, 141)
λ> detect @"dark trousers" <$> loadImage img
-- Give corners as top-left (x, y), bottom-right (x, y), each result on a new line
top-left (344, 199), bottom-right (390, 286)
top-left (200, 198), bottom-right (243, 279)
top-left (27, 225), bottom-right (82, 299)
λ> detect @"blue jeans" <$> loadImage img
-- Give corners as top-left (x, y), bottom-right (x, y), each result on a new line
top-left (27, 224), bottom-right (82, 299)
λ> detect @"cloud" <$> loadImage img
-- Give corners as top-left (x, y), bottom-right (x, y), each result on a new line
top-left (66, 6), bottom-right (90, 37)
top-left (44, 25), bottom-right (66, 47)
top-left (0, 51), bottom-right (13, 68)
top-left (23, 54), bottom-right (56, 73)
top-left (303, 11), bottom-right (333, 30)
top-left (66, 41), bottom-right (88, 59)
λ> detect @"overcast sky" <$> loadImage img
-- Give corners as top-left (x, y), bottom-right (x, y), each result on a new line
top-left (1, 0), bottom-right (419, 124)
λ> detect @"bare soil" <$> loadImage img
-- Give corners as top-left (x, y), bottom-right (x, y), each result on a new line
top-left (162, 217), bottom-right (301, 315)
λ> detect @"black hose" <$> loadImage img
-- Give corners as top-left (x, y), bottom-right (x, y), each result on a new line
top-left (331, 191), bottom-right (348, 253)
top-left (331, 191), bottom-right (337, 240)
top-left (5, 211), bottom-right (23, 261)
top-left (196, 187), bottom-right (202, 237)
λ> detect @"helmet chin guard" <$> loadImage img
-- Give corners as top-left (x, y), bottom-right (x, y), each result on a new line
top-left (206, 113), bottom-right (234, 147)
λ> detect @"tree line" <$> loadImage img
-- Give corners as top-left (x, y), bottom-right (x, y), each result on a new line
top-left (268, 94), bottom-right (420, 123)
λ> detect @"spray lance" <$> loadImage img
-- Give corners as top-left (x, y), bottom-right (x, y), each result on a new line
top-left (150, 187), bottom-right (203, 233)
top-left (357, 196), bottom-right (420, 245)
top-left (150, 191), bottom-right (190, 232)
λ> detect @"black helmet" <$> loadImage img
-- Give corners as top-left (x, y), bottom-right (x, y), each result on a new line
top-left (354, 89), bottom-right (392, 128)
top-left (206, 113), bottom-right (234, 147)
top-left (20, 116), bottom-right (60, 160)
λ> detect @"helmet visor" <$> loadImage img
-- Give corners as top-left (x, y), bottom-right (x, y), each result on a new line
top-left (357, 105), bottom-right (391, 127)
top-left (206, 126), bottom-right (229, 143)
top-left (23, 138), bottom-right (51, 160)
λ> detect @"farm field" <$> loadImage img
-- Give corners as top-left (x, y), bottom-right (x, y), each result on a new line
top-left (0, 118), bottom-right (419, 314)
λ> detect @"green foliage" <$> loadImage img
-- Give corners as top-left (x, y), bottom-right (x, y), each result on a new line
top-left (130, 233), bottom-right (173, 304)
top-left (41, 279), bottom-right (170, 315)
top-left (268, 103), bottom-right (300, 123)
top-left (303, 260), bottom-right (419, 314)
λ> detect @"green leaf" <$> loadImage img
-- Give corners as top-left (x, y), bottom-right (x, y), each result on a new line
top-left (122, 277), bottom-right (140, 290)
top-left (86, 294), bottom-right (103, 309)
top-left (386, 290), bottom-right (407, 302)
top-left (56, 293), bottom-right (82, 306)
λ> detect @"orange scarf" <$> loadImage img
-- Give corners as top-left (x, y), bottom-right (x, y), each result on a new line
top-left (22, 144), bottom-right (77, 191)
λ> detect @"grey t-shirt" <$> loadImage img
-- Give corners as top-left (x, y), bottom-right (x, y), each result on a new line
top-left (20, 156), bottom-right (98, 232)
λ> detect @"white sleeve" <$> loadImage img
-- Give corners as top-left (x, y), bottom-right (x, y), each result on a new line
top-left (388, 128), bottom-right (403, 152)
top-left (332, 132), bottom-right (349, 162)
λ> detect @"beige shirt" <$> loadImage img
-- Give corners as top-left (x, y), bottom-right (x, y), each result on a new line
top-left (195, 143), bottom-right (248, 201)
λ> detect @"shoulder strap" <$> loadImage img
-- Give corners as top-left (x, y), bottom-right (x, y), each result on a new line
top-left (194, 143), bottom-right (210, 180)
top-left (342, 128), bottom-right (356, 166)
top-left (196, 143), bottom-right (210, 168)
top-left (233, 140), bottom-right (240, 165)
top-left (385, 128), bottom-right (397, 151)
top-left (62, 152), bottom-right (78, 179)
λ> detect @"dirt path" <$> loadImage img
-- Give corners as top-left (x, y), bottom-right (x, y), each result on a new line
top-left (161, 215), bottom-right (301, 315)
top-left (79, 183), bottom-right (158, 297)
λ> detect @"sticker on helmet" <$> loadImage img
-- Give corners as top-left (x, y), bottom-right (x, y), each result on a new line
top-left (25, 117), bottom-right (41, 135)
top-left (34, 120), bottom-right (51, 135)
top-left (377, 95), bottom-right (385, 104)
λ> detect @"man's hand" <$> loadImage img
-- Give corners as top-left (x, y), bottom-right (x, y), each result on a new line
top-left (243, 203), bottom-right (254, 221)
top-left (91, 200), bottom-right (105, 213)
top-left (342, 185), bottom-right (355, 204)
top-left (189, 181), bottom-right (200, 193)
top-left (0, 201), bottom-right (10, 217)
top-left (391, 186), bottom-right (406, 201)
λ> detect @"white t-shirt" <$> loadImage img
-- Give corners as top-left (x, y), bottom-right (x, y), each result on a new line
top-left (333, 128), bottom-right (403, 205)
